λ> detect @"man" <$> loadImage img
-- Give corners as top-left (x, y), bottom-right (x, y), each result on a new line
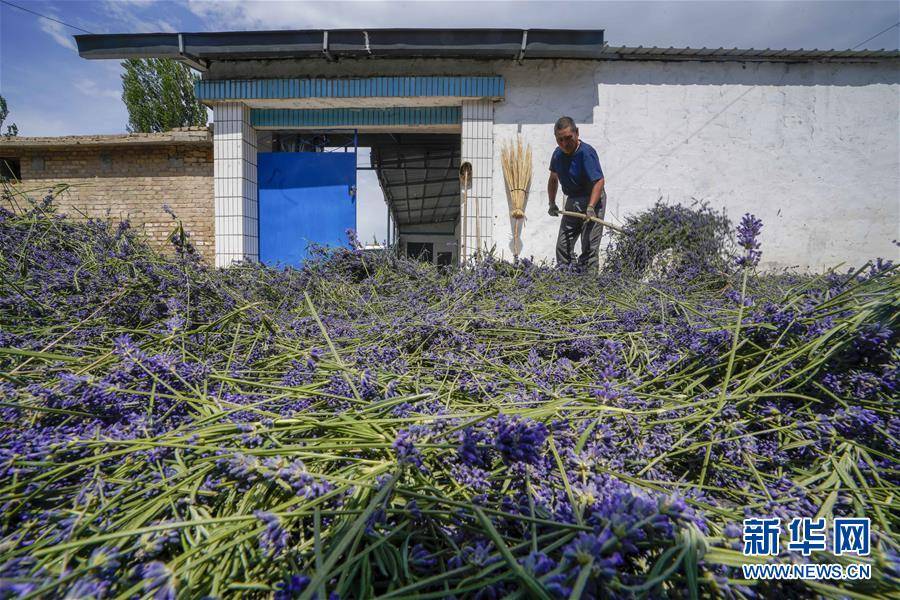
top-left (548, 116), bottom-right (607, 270)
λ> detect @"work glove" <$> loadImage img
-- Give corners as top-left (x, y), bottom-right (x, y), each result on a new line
top-left (585, 205), bottom-right (597, 220)
top-left (548, 204), bottom-right (560, 217)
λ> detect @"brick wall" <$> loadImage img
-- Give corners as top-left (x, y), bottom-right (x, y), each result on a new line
top-left (3, 136), bottom-right (215, 263)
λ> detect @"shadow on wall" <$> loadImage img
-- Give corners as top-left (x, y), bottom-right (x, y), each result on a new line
top-left (497, 62), bottom-right (601, 127)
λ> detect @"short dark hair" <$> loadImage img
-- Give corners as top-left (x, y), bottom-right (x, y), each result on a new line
top-left (554, 116), bottom-right (577, 133)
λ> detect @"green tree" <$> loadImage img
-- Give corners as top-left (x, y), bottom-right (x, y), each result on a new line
top-left (0, 96), bottom-right (18, 137)
top-left (121, 58), bottom-right (207, 133)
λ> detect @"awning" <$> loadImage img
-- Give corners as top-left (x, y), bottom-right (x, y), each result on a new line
top-left (75, 29), bottom-right (605, 69)
top-left (367, 133), bottom-right (460, 228)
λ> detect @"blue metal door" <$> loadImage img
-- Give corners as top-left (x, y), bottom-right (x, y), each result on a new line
top-left (258, 151), bottom-right (357, 266)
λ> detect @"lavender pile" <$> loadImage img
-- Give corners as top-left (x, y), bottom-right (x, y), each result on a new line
top-left (602, 200), bottom-right (735, 279)
top-left (0, 196), bottom-right (897, 599)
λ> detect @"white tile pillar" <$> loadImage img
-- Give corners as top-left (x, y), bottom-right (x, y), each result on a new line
top-left (213, 102), bottom-right (258, 267)
top-left (461, 99), bottom-right (494, 261)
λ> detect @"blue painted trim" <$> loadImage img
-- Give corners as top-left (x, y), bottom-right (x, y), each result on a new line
top-left (197, 76), bottom-right (504, 100)
top-left (251, 107), bottom-right (461, 128)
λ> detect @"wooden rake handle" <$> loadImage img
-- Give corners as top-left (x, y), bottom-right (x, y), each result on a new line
top-left (556, 209), bottom-right (624, 233)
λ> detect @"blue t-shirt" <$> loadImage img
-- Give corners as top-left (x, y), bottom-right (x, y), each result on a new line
top-left (549, 142), bottom-right (604, 197)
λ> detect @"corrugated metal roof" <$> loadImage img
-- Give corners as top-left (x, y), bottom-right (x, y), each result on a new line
top-left (369, 134), bottom-right (461, 227)
top-left (599, 46), bottom-right (899, 62)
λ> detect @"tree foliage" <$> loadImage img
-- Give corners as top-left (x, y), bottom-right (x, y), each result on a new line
top-left (120, 58), bottom-right (207, 133)
top-left (0, 96), bottom-right (18, 137)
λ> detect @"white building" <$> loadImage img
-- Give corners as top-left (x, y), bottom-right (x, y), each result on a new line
top-left (77, 29), bottom-right (900, 271)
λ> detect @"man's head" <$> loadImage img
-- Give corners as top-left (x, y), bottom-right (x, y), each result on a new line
top-left (554, 116), bottom-right (579, 155)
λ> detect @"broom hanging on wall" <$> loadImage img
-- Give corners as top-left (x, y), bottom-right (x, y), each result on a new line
top-left (501, 136), bottom-right (532, 259)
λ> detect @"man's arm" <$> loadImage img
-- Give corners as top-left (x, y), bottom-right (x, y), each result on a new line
top-left (585, 147), bottom-right (605, 217)
top-left (588, 177), bottom-right (604, 210)
top-left (548, 171), bottom-right (559, 206)
top-left (547, 171), bottom-right (560, 216)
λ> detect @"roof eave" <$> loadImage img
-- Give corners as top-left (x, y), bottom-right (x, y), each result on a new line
top-left (0, 130), bottom-right (212, 152)
top-left (75, 29), bottom-right (607, 62)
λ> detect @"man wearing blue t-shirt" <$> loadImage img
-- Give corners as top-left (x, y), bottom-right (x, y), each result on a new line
top-left (548, 116), bottom-right (607, 270)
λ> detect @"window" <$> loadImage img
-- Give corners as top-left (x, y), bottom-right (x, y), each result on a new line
top-left (0, 158), bottom-right (21, 182)
top-left (407, 242), bottom-right (433, 263)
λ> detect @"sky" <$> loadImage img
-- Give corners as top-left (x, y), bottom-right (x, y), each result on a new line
top-left (1, 0), bottom-right (898, 241)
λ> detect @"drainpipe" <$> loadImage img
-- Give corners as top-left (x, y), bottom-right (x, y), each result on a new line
top-left (322, 31), bottom-right (335, 62)
top-left (516, 30), bottom-right (528, 64)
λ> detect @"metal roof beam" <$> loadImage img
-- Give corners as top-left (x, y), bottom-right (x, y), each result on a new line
top-left (381, 176), bottom-right (461, 186)
top-left (372, 156), bottom-right (458, 168)
top-left (433, 148), bottom-right (456, 223)
top-left (178, 33), bottom-right (209, 72)
top-left (390, 192), bottom-right (461, 202)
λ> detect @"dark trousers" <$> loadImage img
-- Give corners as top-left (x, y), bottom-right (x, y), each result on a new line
top-left (555, 189), bottom-right (607, 270)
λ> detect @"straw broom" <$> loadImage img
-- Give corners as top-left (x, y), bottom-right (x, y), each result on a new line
top-left (501, 136), bottom-right (532, 259)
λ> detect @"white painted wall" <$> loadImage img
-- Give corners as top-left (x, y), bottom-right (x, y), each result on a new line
top-left (491, 59), bottom-right (900, 271)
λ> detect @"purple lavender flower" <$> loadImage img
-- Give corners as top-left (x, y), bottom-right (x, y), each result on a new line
top-left (489, 415), bottom-right (549, 465)
top-left (448, 541), bottom-right (498, 569)
top-left (451, 463), bottom-right (491, 491)
top-left (519, 551), bottom-right (555, 577)
top-left (265, 459), bottom-right (334, 499)
top-left (281, 359), bottom-right (316, 386)
top-left (217, 453), bottom-right (259, 485)
top-left (405, 499), bottom-right (423, 520)
top-left (562, 530), bottom-right (623, 582)
top-left (458, 426), bottom-right (490, 467)
top-left (409, 543), bottom-right (438, 573)
top-left (136, 524), bottom-right (180, 560)
top-left (854, 323), bottom-right (893, 352)
top-left (563, 530), bottom-right (612, 566)
top-left (274, 574), bottom-right (310, 600)
top-left (359, 369), bottom-right (379, 400)
top-left (65, 576), bottom-right (111, 598)
top-left (254, 511), bottom-right (289, 557)
top-left (735, 213), bottom-right (763, 267)
top-left (393, 429), bottom-right (425, 471)
top-left (86, 546), bottom-right (120, 578)
top-left (141, 561), bottom-right (176, 600)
